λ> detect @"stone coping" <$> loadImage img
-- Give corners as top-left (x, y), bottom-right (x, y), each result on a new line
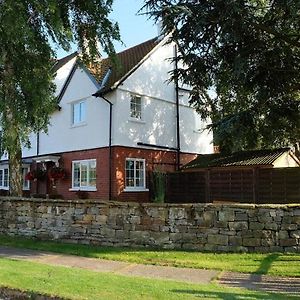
top-left (0, 196), bottom-right (299, 209)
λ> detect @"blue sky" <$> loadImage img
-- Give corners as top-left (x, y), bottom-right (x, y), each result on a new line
top-left (56, 0), bottom-right (157, 58)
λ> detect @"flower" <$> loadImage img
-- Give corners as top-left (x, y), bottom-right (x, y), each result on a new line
top-left (49, 166), bottom-right (65, 180)
top-left (25, 169), bottom-right (47, 181)
top-left (25, 171), bottom-right (35, 181)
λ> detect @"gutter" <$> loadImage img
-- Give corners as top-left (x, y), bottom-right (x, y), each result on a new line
top-left (137, 142), bottom-right (178, 151)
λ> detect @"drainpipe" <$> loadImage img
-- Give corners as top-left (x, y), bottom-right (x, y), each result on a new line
top-left (107, 99), bottom-right (113, 201)
top-left (36, 132), bottom-right (40, 156)
top-left (36, 132), bottom-right (40, 194)
top-left (174, 44), bottom-right (181, 171)
top-left (93, 93), bottom-right (113, 201)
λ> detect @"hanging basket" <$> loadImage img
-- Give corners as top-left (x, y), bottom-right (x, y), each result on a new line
top-left (49, 167), bottom-right (66, 180)
top-left (25, 169), bottom-right (47, 181)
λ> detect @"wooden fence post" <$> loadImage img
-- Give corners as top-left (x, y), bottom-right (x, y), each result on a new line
top-left (253, 168), bottom-right (258, 204)
top-left (205, 169), bottom-right (211, 203)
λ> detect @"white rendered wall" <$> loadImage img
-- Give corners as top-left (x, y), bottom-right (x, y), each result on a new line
top-left (112, 88), bottom-right (177, 149)
top-left (0, 129), bottom-right (37, 161)
top-left (11, 39), bottom-right (212, 160)
top-left (38, 67), bottom-right (110, 155)
top-left (112, 41), bottom-right (213, 154)
top-left (273, 153), bottom-right (300, 168)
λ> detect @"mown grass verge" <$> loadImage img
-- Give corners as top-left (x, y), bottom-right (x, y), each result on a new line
top-left (0, 235), bottom-right (299, 277)
top-left (0, 257), bottom-right (297, 300)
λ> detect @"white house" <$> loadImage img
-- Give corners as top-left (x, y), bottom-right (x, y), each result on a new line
top-left (0, 36), bottom-right (213, 201)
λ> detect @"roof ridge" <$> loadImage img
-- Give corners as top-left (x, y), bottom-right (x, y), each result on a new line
top-left (53, 51), bottom-right (78, 72)
top-left (183, 147), bottom-right (294, 169)
top-left (113, 36), bottom-right (159, 56)
top-left (89, 36), bottom-right (163, 92)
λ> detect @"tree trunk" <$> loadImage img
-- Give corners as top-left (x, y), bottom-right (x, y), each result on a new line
top-left (8, 123), bottom-right (23, 197)
top-left (3, 53), bottom-right (23, 197)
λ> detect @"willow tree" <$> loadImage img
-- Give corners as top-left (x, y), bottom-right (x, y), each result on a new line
top-left (144, 0), bottom-right (300, 153)
top-left (0, 0), bottom-right (120, 196)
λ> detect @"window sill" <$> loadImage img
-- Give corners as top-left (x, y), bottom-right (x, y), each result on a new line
top-left (70, 122), bottom-right (87, 129)
top-left (0, 187), bottom-right (29, 191)
top-left (69, 187), bottom-right (97, 192)
top-left (128, 118), bottom-right (145, 124)
top-left (123, 188), bottom-right (149, 192)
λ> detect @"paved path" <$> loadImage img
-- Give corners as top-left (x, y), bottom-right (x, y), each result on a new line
top-left (218, 271), bottom-right (300, 296)
top-left (0, 246), bottom-right (217, 285)
top-left (0, 246), bottom-right (299, 296)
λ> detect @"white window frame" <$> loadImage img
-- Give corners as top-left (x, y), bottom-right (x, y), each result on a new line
top-left (70, 159), bottom-right (97, 191)
top-left (22, 166), bottom-right (30, 190)
top-left (71, 100), bottom-right (87, 126)
top-left (0, 167), bottom-right (9, 190)
top-left (130, 94), bottom-right (143, 121)
top-left (124, 158), bottom-right (148, 192)
top-left (0, 165), bottom-right (29, 191)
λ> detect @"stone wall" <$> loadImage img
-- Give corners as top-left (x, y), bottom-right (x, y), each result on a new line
top-left (0, 198), bottom-right (299, 252)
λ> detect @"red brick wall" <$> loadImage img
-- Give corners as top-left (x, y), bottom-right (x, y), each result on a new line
top-left (55, 148), bottom-right (110, 200)
top-left (112, 146), bottom-right (196, 202)
top-left (29, 146), bottom-right (197, 202)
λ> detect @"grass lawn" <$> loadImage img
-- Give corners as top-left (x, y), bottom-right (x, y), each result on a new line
top-left (0, 257), bottom-right (297, 300)
top-left (0, 235), bottom-right (299, 277)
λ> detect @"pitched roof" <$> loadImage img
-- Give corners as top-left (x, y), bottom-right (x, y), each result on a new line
top-left (183, 148), bottom-right (293, 170)
top-left (52, 37), bottom-right (162, 99)
top-left (90, 37), bottom-right (161, 93)
top-left (52, 52), bottom-right (78, 72)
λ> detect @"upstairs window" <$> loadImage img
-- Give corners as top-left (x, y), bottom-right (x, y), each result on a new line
top-left (125, 158), bottom-right (146, 189)
top-left (72, 100), bottom-right (86, 125)
top-left (72, 159), bottom-right (96, 190)
top-left (130, 95), bottom-right (142, 120)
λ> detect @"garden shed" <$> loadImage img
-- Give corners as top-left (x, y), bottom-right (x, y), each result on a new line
top-left (167, 148), bottom-right (300, 204)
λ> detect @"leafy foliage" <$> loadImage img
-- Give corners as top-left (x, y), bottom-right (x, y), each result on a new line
top-left (151, 169), bottom-right (166, 203)
top-left (144, 0), bottom-right (300, 152)
top-left (0, 0), bottom-right (120, 195)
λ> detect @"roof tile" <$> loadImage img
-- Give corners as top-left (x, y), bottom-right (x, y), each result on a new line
top-left (89, 37), bottom-right (160, 91)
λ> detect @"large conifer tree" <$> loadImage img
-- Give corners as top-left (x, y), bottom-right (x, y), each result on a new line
top-left (144, 0), bottom-right (300, 153)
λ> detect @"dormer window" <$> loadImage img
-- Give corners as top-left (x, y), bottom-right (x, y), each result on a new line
top-left (130, 95), bottom-right (142, 120)
top-left (72, 100), bottom-right (86, 125)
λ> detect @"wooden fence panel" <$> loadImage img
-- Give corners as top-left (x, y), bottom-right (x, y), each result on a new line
top-left (166, 167), bottom-right (300, 204)
top-left (209, 169), bottom-right (254, 203)
top-left (257, 168), bottom-right (300, 203)
top-left (166, 172), bottom-right (206, 203)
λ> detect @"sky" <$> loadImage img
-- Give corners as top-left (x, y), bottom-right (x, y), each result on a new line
top-left (56, 0), bottom-right (157, 58)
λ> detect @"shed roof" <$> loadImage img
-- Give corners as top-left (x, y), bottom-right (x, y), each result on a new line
top-left (183, 148), bottom-right (294, 170)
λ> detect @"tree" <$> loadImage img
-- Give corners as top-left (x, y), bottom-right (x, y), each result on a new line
top-left (0, 0), bottom-right (120, 196)
top-left (144, 0), bottom-right (300, 153)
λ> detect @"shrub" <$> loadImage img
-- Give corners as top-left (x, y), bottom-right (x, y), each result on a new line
top-left (151, 169), bottom-right (166, 203)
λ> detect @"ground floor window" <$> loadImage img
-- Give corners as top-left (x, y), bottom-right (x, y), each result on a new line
top-left (125, 158), bottom-right (146, 190)
top-left (22, 167), bottom-right (30, 190)
top-left (0, 166), bottom-right (29, 190)
top-left (72, 159), bottom-right (96, 190)
top-left (0, 167), bottom-right (9, 189)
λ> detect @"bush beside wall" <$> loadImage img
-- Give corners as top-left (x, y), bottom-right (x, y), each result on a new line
top-left (0, 197), bottom-right (299, 252)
